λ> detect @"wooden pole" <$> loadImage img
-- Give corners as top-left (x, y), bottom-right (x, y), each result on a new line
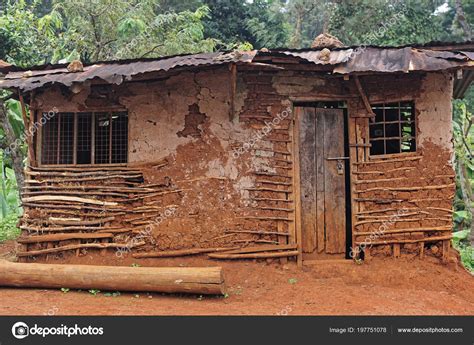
top-left (229, 63), bottom-right (237, 121)
top-left (293, 107), bottom-right (303, 267)
top-left (18, 92), bottom-right (36, 165)
top-left (132, 247), bottom-right (237, 258)
top-left (353, 76), bottom-right (375, 121)
top-left (0, 260), bottom-right (226, 295)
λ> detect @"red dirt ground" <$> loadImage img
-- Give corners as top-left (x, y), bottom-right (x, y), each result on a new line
top-left (0, 240), bottom-right (473, 315)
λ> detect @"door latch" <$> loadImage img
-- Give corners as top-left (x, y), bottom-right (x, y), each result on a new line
top-left (326, 156), bottom-right (349, 175)
top-left (336, 160), bottom-right (344, 174)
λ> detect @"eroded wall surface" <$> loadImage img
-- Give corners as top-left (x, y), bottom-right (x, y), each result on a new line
top-left (23, 67), bottom-right (454, 261)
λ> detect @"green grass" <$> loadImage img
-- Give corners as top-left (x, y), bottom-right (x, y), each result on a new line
top-left (0, 213), bottom-right (20, 242)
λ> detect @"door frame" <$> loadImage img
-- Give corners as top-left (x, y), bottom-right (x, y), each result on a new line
top-left (292, 102), bottom-right (352, 266)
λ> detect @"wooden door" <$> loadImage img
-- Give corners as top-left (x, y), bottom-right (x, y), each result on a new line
top-left (298, 107), bottom-right (347, 255)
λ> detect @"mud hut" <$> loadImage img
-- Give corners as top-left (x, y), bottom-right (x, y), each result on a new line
top-left (1, 41), bottom-right (473, 266)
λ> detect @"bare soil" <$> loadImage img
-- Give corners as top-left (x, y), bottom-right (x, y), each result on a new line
top-left (0, 241), bottom-right (473, 316)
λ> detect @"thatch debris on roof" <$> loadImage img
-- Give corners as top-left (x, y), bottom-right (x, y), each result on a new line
top-left (67, 60), bottom-right (84, 73)
top-left (311, 33), bottom-right (344, 49)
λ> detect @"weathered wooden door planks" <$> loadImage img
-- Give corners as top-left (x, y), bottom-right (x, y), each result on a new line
top-left (298, 107), bottom-right (346, 255)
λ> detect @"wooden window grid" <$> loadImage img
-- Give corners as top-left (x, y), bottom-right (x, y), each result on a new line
top-left (40, 111), bottom-right (128, 166)
top-left (369, 101), bottom-right (416, 156)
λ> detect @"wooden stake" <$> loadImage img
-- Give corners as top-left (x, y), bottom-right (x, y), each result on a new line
top-left (393, 243), bottom-right (401, 258)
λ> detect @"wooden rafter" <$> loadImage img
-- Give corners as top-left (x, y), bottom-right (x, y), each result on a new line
top-left (354, 75), bottom-right (375, 121)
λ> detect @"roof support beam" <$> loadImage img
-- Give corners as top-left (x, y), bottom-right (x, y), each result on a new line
top-left (354, 75), bottom-right (375, 121)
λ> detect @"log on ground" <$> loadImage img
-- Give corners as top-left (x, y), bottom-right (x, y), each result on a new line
top-left (0, 260), bottom-right (226, 295)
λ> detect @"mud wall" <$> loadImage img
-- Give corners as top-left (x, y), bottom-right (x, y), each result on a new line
top-left (21, 67), bottom-right (454, 262)
top-left (350, 72), bottom-right (455, 260)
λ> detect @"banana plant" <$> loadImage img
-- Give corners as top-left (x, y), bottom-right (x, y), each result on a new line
top-left (0, 95), bottom-right (24, 219)
top-left (0, 151), bottom-right (19, 218)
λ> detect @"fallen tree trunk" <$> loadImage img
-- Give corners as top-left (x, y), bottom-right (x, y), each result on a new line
top-left (0, 260), bottom-right (225, 295)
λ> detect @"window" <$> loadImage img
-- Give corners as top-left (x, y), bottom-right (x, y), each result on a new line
top-left (41, 111), bottom-right (128, 165)
top-left (369, 102), bottom-right (416, 156)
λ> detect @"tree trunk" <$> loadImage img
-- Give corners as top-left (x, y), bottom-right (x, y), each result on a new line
top-left (0, 260), bottom-right (226, 295)
top-left (290, 10), bottom-right (303, 48)
top-left (458, 159), bottom-right (474, 246)
top-left (455, 0), bottom-right (472, 40)
top-left (0, 101), bottom-right (25, 190)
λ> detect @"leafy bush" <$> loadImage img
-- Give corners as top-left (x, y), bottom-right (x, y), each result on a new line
top-left (452, 230), bottom-right (474, 272)
top-left (0, 212), bottom-right (20, 242)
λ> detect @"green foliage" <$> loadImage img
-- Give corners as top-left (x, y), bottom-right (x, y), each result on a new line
top-left (245, 0), bottom-right (290, 48)
top-left (0, 0), bottom-right (61, 67)
top-left (452, 84), bottom-right (474, 272)
top-left (328, 0), bottom-right (444, 46)
top-left (452, 230), bottom-right (474, 272)
top-left (4, 99), bottom-right (24, 139)
top-left (104, 291), bottom-right (121, 297)
top-left (53, 1), bottom-right (217, 62)
top-left (0, 212), bottom-right (20, 242)
top-left (88, 289), bottom-right (100, 296)
top-left (286, 0), bottom-right (327, 48)
top-left (0, 152), bottom-right (20, 217)
top-left (202, 0), bottom-right (289, 49)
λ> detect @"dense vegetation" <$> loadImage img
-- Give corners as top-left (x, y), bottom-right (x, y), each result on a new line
top-left (0, 0), bottom-right (472, 269)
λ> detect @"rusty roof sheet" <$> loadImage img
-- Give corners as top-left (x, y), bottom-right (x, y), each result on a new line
top-left (332, 47), bottom-right (474, 74)
top-left (0, 51), bottom-right (256, 91)
top-left (273, 49), bottom-right (354, 65)
top-left (1, 46), bottom-right (473, 92)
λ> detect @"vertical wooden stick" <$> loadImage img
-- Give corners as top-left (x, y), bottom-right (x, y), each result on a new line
top-left (442, 240), bottom-right (450, 262)
top-left (293, 107), bottom-right (303, 267)
top-left (393, 243), bottom-right (401, 258)
top-left (228, 63), bottom-right (237, 121)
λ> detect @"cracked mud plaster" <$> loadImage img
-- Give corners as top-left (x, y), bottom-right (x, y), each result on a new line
top-left (416, 72), bottom-right (454, 154)
top-left (177, 103), bottom-right (207, 138)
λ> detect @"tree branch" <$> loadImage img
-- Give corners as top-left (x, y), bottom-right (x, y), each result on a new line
top-left (455, 0), bottom-right (472, 40)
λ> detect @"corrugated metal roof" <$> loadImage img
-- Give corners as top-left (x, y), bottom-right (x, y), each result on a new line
top-left (0, 51), bottom-right (256, 91)
top-left (1, 46), bottom-right (473, 92)
top-left (332, 47), bottom-right (474, 74)
top-left (276, 49), bottom-right (354, 65)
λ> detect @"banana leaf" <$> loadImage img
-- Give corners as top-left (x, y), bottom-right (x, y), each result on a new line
top-left (4, 99), bottom-right (25, 139)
